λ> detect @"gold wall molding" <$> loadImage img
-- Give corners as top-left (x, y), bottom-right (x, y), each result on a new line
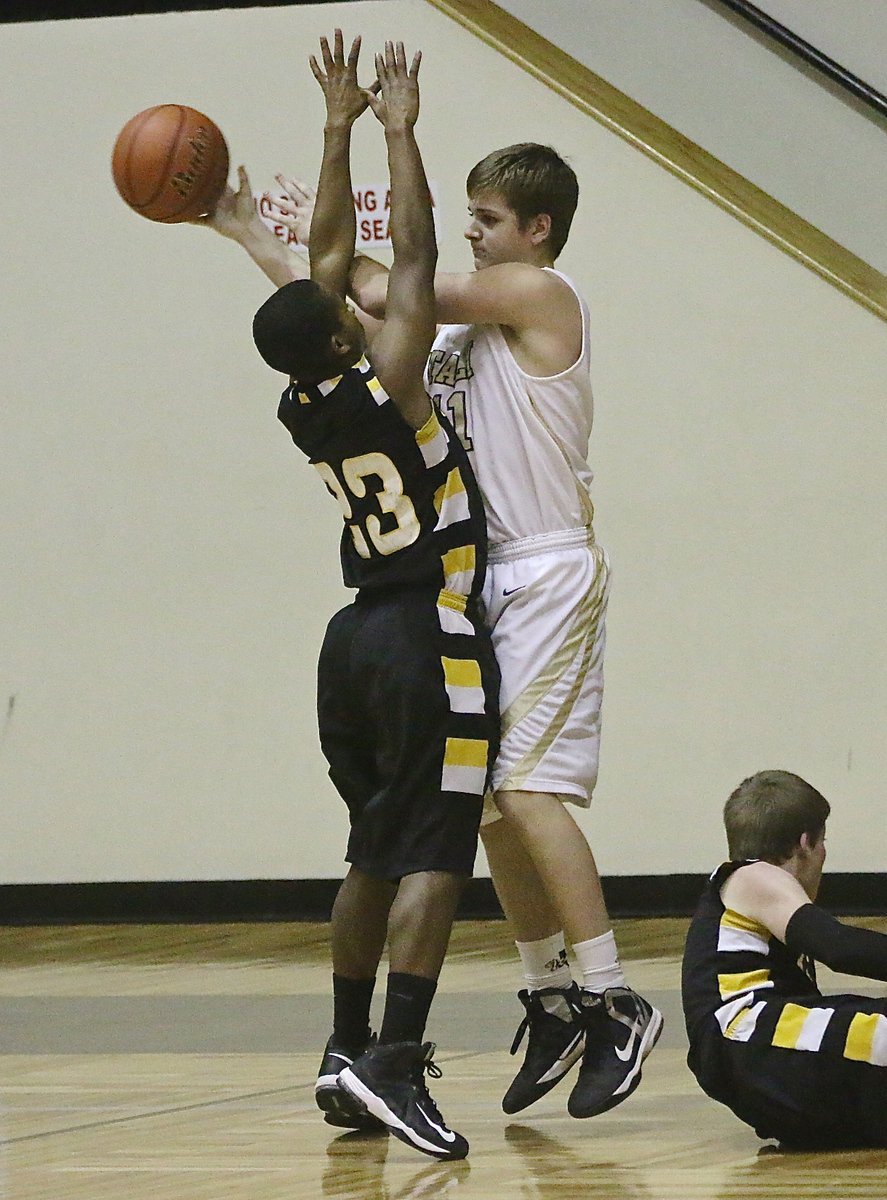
top-left (426, 0), bottom-right (887, 322)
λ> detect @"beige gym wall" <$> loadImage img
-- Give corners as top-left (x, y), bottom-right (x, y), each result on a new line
top-left (1, 0), bottom-right (885, 884)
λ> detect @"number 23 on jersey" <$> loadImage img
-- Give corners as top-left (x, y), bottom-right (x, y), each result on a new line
top-left (315, 453), bottom-right (420, 558)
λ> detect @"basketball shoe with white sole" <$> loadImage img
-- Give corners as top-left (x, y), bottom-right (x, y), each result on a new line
top-left (339, 1041), bottom-right (468, 1160)
top-left (567, 986), bottom-right (663, 1118)
top-left (315, 1033), bottom-right (385, 1131)
top-left (501, 985), bottom-right (585, 1114)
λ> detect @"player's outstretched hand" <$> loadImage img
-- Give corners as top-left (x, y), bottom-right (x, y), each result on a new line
top-left (364, 41), bottom-right (421, 130)
top-left (192, 164), bottom-right (257, 241)
top-left (272, 176), bottom-right (316, 246)
top-left (310, 29), bottom-right (379, 128)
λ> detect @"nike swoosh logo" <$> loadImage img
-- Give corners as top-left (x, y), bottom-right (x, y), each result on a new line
top-left (502, 586), bottom-right (525, 596)
top-left (614, 1023), bottom-right (642, 1063)
top-left (415, 1102), bottom-right (456, 1142)
top-left (538, 1031), bottom-right (585, 1084)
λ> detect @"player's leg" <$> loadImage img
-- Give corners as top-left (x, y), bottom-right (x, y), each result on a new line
top-left (712, 993), bottom-right (887, 1148)
top-left (316, 867), bottom-right (395, 1130)
top-left (495, 787), bottom-right (662, 1116)
top-left (313, 602), bottom-right (392, 1130)
top-left (337, 592), bottom-right (497, 1159)
top-left (481, 812), bottom-right (585, 1113)
top-left (485, 534), bottom-right (661, 1115)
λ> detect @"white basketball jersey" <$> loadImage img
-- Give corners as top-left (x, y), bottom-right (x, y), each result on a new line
top-left (426, 269), bottom-right (595, 546)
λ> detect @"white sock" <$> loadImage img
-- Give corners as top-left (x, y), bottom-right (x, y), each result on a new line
top-left (515, 932), bottom-right (573, 992)
top-left (572, 930), bottom-right (626, 993)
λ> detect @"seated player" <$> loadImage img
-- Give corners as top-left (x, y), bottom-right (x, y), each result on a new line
top-left (682, 769), bottom-right (887, 1148)
top-left (251, 33), bottom-right (499, 1160)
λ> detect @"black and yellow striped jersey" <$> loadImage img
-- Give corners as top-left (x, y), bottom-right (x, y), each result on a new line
top-left (278, 356), bottom-right (488, 597)
top-left (682, 861), bottom-right (819, 1044)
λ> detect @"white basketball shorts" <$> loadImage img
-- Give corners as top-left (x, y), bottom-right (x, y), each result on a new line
top-left (480, 527), bottom-right (609, 824)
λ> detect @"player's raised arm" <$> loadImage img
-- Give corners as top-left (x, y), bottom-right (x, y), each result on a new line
top-left (361, 41), bottom-right (435, 428)
top-left (309, 30), bottom-right (375, 299)
top-left (194, 165), bottom-right (309, 287)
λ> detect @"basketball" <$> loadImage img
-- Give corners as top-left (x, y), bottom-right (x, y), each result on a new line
top-left (111, 104), bottom-right (229, 223)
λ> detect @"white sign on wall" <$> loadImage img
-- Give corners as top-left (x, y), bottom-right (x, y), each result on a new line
top-left (256, 182), bottom-right (441, 251)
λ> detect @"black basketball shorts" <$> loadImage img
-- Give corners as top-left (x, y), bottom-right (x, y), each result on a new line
top-left (316, 587), bottom-right (500, 881)
top-left (693, 992), bottom-right (887, 1148)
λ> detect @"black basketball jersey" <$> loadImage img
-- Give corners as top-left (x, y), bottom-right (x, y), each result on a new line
top-left (277, 355), bottom-right (488, 596)
top-left (682, 861), bottom-right (820, 1044)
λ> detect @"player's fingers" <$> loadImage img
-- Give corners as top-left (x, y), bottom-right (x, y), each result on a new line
top-left (394, 41), bottom-right (407, 73)
top-left (318, 35), bottom-right (334, 71)
top-left (236, 164), bottom-right (251, 191)
top-left (347, 34), bottom-right (361, 70)
top-left (275, 175), bottom-right (315, 203)
top-left (332, 28), bottom-right (345, 64)
top-left (410, 49), bottom-right (422, 79)
top-left (309, 54), bottom-right (325, 85)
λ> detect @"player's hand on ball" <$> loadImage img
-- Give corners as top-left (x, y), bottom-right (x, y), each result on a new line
top-left (192, 165), bottom-right (257, 240)
top-left (273, 176), bottom-right (316, 245)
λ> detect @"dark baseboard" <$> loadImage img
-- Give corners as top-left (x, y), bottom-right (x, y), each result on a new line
top-left (1, 873), bottom-right (883, 925)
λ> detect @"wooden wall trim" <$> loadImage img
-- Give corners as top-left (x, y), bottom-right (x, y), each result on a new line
top-left (426, 0), bottom-right (887, 322)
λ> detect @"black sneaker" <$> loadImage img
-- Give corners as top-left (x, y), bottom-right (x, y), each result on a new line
top-left (567, 987), bottom-right (663, 1118)
top-left (315, 1034), bottom-right (385, 1131)
top-left (338, 1041), bottom-right (469, 1160)
top-left (502, 986), bottom-right (585, 1114)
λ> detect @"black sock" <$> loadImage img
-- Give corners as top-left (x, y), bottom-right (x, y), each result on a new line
top-left (379, 972), bottom-right (438, 1045)
top-left (332, 974), bottom-right (375, 1051)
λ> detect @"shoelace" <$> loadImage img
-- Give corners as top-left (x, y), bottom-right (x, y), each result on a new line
top-left (509, 993), bottom-right (543, 1055)
top-left (415, 1045), bottom-right (445, 1122)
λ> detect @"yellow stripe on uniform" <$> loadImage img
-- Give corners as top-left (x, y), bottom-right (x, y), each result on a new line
top-left (436, 590), bottom-right (474, 636)
top-left (772, 1004), bottom-right (810, 1049)
top-left (771, 1003), bottom-right (833, 1052)
top-left (415, 410), bottom-right (449, 468)
top-left (365, 374), bottom-right (389, 406)
top-left (442, 658), bottom-right (482, 689)
top-left (434, 468), bottom-right (470, 530)
top-left (441, 544), bottom-right (476, 595)
top-left (715, 995), bottom-right (765, 1042)
top-left (442, 657), bottom-right (486, 716)
top-left (317, 374), bottom-right (342, 396)
top-left (717, 969), bottom-right (773, 1000)
top-left (844, 1012), bottom-right (887, 1064)
top-left (718, 909), bottom-right (771, 955)
top-left (441, 737), bottom-right (489, 796)
top-left (444, 738), bottom-right (488, 768)
top-left (721, 909), bottom-right (769, 934)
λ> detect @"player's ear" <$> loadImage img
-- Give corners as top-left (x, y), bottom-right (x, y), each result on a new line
top-left (528, 212), bottom-right (551, 245)
top-left (330, 330), bottom-right (353, 358)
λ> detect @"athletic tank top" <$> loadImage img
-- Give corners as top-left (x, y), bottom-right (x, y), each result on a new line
top-left (681, 861), bottom-right (820, 1044)
top-left (426, 269), bottom-right (595, 546)
top-left (278, 355), bottom-right (487, 597)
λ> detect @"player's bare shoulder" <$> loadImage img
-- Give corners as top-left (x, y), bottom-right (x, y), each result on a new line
top-left (722, 860), bottom-right (783, 906)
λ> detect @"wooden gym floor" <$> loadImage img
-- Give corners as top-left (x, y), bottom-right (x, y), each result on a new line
top-left (1, 917), bottom-right (886, 1199)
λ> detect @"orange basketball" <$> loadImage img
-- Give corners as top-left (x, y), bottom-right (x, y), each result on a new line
top-left (112, 104), bottom-right (229, 223)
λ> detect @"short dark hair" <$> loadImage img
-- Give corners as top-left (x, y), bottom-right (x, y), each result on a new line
top-left (723, 770), bottom-right (830, 864)
top-left (466, 143), bottom-right (578, 258)
top-left (252, 279), bottom-right (343, 382)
